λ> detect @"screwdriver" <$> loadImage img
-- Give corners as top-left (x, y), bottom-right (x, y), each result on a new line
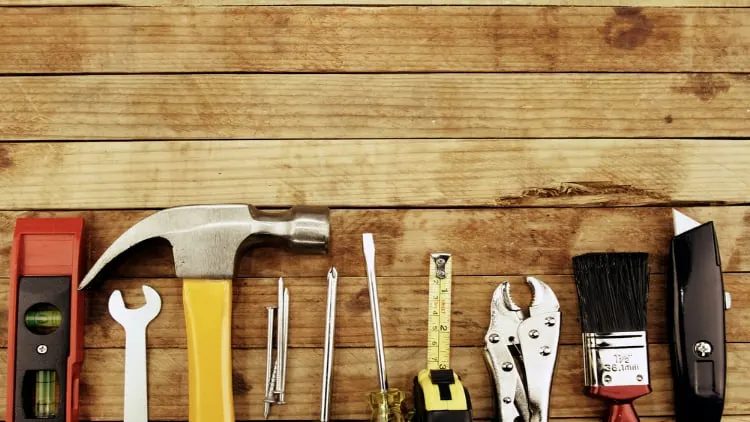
top-left (363, 233), bottom-right (406, 422)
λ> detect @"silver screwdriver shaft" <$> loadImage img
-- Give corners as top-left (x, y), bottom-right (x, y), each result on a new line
top-left (264, 306), bottom-right (275, 419)
top-left (321, 267), bottom-right (338, 422)
top-left (274, 278), bottom-right (284, 396)
top-left (363, 233), bottom-right (388, 392)
top-left (279, 287), bottom-right (290, 403)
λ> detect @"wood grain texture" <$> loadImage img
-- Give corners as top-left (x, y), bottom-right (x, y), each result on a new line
top-left (2, 0), bottom-right (749, 6)
top-left (1, 273), bottom-right (748, 349)
top-left (1, 140), bottom-right (750, 208)
top-left (0, 7), bottom-right (749, 73)
top-left (2, 207), bottom-right (750, 278)
top-left (1, 75), bottom-right (749, 140)
top-left (1, 345), bottom-right (749, 419)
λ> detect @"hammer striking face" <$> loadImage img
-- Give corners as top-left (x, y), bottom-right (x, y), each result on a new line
top-left (79, 204), bottom-right (330, 422)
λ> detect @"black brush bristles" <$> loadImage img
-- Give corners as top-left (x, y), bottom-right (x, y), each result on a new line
top-left (573, 252), bottom-right (650, 334)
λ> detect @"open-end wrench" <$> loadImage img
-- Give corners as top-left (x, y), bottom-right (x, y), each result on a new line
top-left (108, 285), bottom-right (162, 422)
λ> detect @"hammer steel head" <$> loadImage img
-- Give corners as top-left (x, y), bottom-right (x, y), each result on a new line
top-left (79, 204), bottom-right (330, 289)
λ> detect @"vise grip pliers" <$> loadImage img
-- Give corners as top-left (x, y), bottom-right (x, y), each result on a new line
top-left (484, 277), bottom-right (561, 422)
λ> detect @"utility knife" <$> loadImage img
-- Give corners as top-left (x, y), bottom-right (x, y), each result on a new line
top-left (669, 209), bottom-right (730, 422)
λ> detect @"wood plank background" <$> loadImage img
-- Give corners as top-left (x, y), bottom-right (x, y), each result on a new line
top-left (1, 7), bottom-right (749, 73)
top-left (0, 0), bottom-right (748, 421)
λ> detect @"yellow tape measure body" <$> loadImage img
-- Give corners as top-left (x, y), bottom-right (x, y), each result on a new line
top-left (427, 253), bottom-right (452, 370)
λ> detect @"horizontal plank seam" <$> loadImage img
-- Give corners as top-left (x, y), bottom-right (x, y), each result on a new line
top-left (4, 137), bottom-right (750, 144)
top-left (0, 71), bottom-right (749, 77)
top-left (3, 202), bottom-right (750, 213)
top-left (4, 136), bottom-right (750, 142)
top-left (3, 4), bottom-right (750, 7)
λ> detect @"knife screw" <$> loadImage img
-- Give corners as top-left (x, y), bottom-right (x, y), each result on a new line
top-left (694, 341), bottom-right (713, 358)
top-left (502, 397), bottom-right (512, 404)
top-left (636, 375), bottom-right (643, 382)
top-left (539, 346), bottom-right (551, 356)
top-left (489, 333), bottom-right (501, 344)
top-left (36, 345), bottom-right (47, 354)
top-left (544, 316), bottom-right (556, 326)
top-left (602, 375), bottom-right (612, 385)
top-left (502, 362), bottom-right (514, 371)
top-left (529, 329), bottom-right (540, 339)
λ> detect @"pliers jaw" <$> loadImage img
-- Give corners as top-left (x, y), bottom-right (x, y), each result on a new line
top-left (527, 276), bottom-right (561, 317)
top-left (485, 281), bottom-right (525, 346)
top-left (484, 277), bottom-right (561, 422)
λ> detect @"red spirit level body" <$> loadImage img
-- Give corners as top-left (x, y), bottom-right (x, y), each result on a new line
top-left (6, 218), bottom-right (85, 422)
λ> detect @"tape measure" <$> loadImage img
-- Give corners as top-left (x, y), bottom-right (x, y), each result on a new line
top-left (427, 253), bottom-right (452, 370)
top-left (413, 254), bottom-right (472, 422)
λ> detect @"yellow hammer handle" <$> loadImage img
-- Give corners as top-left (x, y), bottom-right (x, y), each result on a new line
top-left (183, 279), bottom-right (235, 422)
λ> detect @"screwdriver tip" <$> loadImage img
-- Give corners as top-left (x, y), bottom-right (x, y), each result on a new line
top-left (363, 233), bottom-right (375, 261)
top-left (328, 266), bottom-right (338, 282)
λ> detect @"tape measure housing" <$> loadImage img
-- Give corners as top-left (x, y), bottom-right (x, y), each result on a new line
top-left (413, 369), bottom-right (472, 422)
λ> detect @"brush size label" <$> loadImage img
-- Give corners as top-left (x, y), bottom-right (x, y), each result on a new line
top-left (583, 331), bottom-right (650, 387)
top-left (601, 353), bottom-right (642, 373)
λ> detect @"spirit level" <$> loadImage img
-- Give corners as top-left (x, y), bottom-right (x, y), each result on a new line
top-left (6, 218), bottom-right (85, 422)
top-left (413, 254), bottom-right (472, 422)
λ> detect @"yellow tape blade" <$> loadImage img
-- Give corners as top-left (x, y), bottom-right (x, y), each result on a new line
top-left (427, 253), bottom-right (451, 370)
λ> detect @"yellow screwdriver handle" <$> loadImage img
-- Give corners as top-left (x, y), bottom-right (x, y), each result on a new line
top-left (369, 389), bottom-right (406, 422)
top-left (183, 279), bottom-right (235, 422)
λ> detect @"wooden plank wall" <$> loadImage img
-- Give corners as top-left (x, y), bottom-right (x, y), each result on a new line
top-left (0, 0), bottom-right (748, 420)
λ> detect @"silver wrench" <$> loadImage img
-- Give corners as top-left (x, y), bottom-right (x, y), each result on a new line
top-left (108, 285), bottom-right (162, 422)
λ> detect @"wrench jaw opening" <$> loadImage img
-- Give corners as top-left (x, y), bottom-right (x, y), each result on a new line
top-left (108, 285), bottom-right (163, 326)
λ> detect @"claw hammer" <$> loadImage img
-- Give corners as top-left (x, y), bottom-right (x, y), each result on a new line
top-left (78, 205), bottom-right (330, 422)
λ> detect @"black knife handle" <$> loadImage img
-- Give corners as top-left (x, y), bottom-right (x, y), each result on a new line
top-left (669, 221), bottom-right (726, 422)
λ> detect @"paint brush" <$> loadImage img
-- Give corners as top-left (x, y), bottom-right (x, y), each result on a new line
top-left (573, 252), bottom-right (651, 422)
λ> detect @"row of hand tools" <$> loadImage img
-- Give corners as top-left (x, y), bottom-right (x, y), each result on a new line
top-left (5, 205), bottom-right (730, 422)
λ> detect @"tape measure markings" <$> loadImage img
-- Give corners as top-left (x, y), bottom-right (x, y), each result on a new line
top-left (427, 253), bottom-right (452, 370)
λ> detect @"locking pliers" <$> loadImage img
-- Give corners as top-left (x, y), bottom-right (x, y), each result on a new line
top-left (483, 277), bottom-right (561, 422)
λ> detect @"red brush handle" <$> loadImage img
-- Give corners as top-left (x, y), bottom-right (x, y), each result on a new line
top-left (606, 402), bottom-right (639, 422)
top-left (590, 385), bottom-right (651, 422)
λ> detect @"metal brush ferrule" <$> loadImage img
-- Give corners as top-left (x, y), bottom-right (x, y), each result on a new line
top-left (582, 331), bottom-right (650, 387)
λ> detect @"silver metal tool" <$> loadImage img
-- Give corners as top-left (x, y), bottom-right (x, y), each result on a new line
top-left (108, 285), bottom-right (162, 422)
top-left (484, 277), bottom-right (561, 422)
top-left (363, 233), bottom-right (388, 391)
top-left (280, 287), bottom-right (290, 403)
top-left (321, 267), bottom-right (338, 422)
top-left (265, 277), bottom-right (290, 418)
top-left (275, 278), bottom-right (284, 398)
top-left (264, 306), bottom-right (275, 420)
